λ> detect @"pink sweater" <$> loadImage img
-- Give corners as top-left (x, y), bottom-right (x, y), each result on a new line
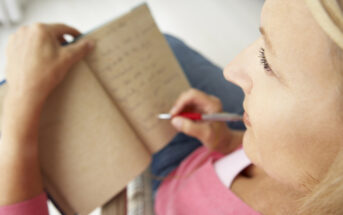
top-left (0, 147), bottom-right (260, 215)
top-left (155, 146), bottom-right (261, 215)
top-left (0, 193), bottom-right (48, 215)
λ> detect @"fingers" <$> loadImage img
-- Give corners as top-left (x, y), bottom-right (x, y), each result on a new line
top-left (60, 39), bottom-right (95, 66)
top-left (46, 23), bottom-right (81, 44)
top-left (170, 88), bottom-right (221, 115)
top-left (47, 23), bottom-right (81, 38)
top-left (170, 89), bottom-right (205, 114)
top-left (44, 23), bottom-right (94, 65)
top-left (171, 117), bottom-right (210, 141)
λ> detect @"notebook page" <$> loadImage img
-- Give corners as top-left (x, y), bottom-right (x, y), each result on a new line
top-left (85, 4), bottom-right (190, 153)
top-left (38, 61), bottom-right (151, 215)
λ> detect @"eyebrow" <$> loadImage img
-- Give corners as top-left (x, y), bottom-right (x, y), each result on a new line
top-left (259, 27), bottom-right (275, 55)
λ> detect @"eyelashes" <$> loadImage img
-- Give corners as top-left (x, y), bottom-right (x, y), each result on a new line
top-left (259, 47), bottom-right (273, 75)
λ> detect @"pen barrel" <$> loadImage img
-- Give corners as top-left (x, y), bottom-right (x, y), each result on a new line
top-left (177, 112), bottom-right (202, 120)
top-left (202, 113), bottom-right (242, 122)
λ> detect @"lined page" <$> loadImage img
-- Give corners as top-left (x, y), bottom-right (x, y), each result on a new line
top-left (85, 4), bottom-right (190, 153)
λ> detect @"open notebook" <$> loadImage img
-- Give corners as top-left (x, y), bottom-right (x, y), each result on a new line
top-left (0, 4), bottom-right (190, 214)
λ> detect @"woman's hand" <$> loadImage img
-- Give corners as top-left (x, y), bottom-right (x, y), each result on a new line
top-left (5, 23), bottom-right (94, 108)
top-left (0, 23), bottom-right (94, 206)
top-left (170, 88), bottom-right (241, 154)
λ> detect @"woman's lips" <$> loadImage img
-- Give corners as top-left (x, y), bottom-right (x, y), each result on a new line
top-left (243, 112), bottom-right (252, 127)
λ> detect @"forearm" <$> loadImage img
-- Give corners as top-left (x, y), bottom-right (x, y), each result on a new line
top-left (0, 93), bottom-right (44, 206)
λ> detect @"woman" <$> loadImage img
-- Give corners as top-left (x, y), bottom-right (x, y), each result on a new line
top-left (1, 0), bottom-right (342, 214)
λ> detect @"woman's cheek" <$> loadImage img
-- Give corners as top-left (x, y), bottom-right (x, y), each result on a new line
top-left (244, 94), bottom-right (296, 167)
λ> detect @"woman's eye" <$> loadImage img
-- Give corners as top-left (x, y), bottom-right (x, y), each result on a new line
top-left (259, 47), bottom-right (274, 75)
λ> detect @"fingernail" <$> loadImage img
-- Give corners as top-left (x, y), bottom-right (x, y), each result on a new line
top-left (171, 117), bottom-right (183, 130)
top-left (170, 106), bottom-right (177, 115)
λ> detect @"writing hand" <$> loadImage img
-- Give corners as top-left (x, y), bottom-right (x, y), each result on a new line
top-left (169, 88), bottom-right (236, 154)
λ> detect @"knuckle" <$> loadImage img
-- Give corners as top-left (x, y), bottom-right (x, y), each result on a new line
top-left (212, 96), bottom-right (221, 105)
top-left (33, 23), bottom-right (45, 30)
top-left (184, 88), bottom-right (198, 100)
top-left (189, 88), bottom-right (198, 95)
top-left (210, 96), bottom-right (222, 107)
top-left (15, 26), bottom-right (28, 38)
top-left (180, 90), bottom-right (189, 97)
top-left (178, 91), bottom-right (188, 101)
top-left (31, 23), bottom-right (47, 37)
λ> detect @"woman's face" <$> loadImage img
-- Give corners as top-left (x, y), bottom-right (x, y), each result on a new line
top-left (224, 0), bottom-right (343, 191)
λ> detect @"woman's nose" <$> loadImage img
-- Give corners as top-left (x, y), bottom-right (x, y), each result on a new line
top-left (223, 41), bottom-right (259, 95)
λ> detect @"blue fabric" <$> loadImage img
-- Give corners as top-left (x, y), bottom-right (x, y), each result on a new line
top-left (150, 34), bottom-right (245, 194)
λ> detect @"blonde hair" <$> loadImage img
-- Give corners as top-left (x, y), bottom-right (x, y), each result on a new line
top-left (299, 1), bottom-right (343, 214)
top-left (306, 0), bottom-right (343, 49)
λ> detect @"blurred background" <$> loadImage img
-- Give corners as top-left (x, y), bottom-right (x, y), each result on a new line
top-left (0, 0), bottom-right (264, 79)
top-left (0, 0), bottom-right (263, 214)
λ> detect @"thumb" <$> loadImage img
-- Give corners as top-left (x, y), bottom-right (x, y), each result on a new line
top-left (61, 39), bottom-right (95, 66)
top-left (171, 117), bottom-right (209, 140)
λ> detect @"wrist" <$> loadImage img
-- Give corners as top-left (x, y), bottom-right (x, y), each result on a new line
top-left (1, 92), bottom-right (43, 148)
top-left (3, 86), bottom-right (45, 122)
top-left (5, 87), bottom-right (45, 111)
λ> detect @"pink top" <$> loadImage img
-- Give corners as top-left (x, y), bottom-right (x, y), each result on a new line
top-left (0, 193), bottom-right (48, 215)
top-left (155, 146), bottom-right (261, 215)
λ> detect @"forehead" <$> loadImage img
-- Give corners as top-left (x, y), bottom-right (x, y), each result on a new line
top-left (261, 0), bottom-right (335, 85)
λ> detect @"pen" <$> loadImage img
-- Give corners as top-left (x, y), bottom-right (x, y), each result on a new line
top-left (158, 112), bottom-right (243, 122)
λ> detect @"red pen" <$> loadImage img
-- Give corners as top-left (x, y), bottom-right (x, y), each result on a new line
top-left (158, 112), bottom-right (242, 122)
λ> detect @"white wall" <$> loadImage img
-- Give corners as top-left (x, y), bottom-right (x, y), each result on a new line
top-left (0, 0), bottom-right (263, 79)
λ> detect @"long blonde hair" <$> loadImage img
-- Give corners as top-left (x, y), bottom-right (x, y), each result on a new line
top-left (298, 1), bottom-right (343, 214)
